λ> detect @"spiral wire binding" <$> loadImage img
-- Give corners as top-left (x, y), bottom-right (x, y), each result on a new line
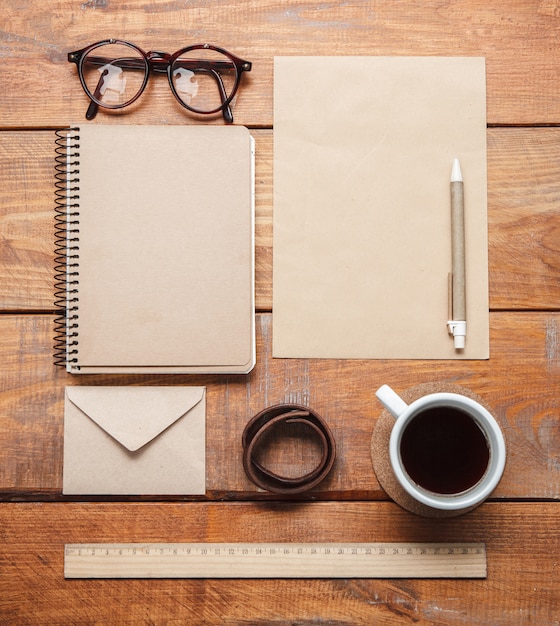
top-left (53, 128), bottom-right (81, 369)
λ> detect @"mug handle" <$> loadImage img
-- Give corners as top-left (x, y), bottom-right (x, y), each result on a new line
top-left (375, 384), bottom-right (409, 419)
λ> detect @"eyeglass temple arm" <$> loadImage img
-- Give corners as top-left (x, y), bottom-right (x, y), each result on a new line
top-left (82, 55), bottom-right (237, 72)
top-left (85, 68), bottom-right (108, 120)
top-left (188, 66), bottom-right (233, 124)
top-left (86, 100), bottom-right (99, 121)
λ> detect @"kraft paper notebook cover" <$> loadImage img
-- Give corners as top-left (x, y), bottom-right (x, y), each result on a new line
top-left (54, 124), bottom-right (255, 373)
top-left (273, 56), bottom-right (489, 359)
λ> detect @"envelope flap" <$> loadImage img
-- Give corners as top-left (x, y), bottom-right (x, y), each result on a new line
top-left (66, 386), bottom-right (205, 452)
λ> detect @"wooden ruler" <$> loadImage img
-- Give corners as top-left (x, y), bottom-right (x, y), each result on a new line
top-left (64, 542), bottom-right (486, 579)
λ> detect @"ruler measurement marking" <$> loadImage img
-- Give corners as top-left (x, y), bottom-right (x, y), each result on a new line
top-left (64, 542), bottom-right (486, 579)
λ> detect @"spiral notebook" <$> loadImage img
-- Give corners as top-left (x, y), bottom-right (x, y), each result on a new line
top-left (54, 124), bottom-right (255, 374)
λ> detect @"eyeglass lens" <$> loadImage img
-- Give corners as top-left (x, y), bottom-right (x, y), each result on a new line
top-left (170, 48), bottom-right (238, 114)
top-left (81, 42), bottom-right (147, 109)
top-left (80, 42), bottom-right (239, 114)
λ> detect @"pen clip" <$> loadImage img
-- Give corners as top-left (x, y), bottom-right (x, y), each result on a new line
top-left (447, 272), bottom-right (454, 322)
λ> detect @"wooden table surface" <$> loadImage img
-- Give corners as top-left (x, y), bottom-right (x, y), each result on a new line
top-left (1, 1), bottom-right (559, 623)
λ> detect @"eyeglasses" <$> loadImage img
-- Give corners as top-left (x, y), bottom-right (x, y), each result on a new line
top-left (68, 39), bottom-right (252, 123)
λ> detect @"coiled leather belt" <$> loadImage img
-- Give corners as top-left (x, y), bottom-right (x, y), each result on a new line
top-left (242, 404), bottom-right (336, 494)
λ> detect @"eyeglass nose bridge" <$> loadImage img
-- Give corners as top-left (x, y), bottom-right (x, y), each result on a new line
top-left (146, 50), bottom-right (173, 73)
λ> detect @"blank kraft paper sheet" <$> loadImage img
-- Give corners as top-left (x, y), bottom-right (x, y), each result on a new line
top-left (273, 56), bottom-right (489, 359)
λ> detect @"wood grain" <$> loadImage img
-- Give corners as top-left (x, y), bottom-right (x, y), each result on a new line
top-left (1, 0), bottom-right (560, 621)
top-left (1, 502), bottom-right (558, 624)
top-left (488, 128), bottom-right (560, 310)
top-left (0, 312), bottom-right (558, 501)
top-left (2, 1), bottom-right (560, 126)
top-left (0, 128), bottom-right (559, 312)
top-left (0, 132), bottom-right (55, 311)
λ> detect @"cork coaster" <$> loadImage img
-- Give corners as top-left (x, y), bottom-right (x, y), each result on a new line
top-left (371, 382), bottom-right (501, 518)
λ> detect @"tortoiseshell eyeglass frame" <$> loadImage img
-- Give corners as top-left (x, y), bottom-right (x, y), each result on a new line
top-left (68, 39), bottom-right (252, 123)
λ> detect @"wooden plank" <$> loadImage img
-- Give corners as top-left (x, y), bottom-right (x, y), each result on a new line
top-left (488, 127), bottom-right (560, 310)
top-left (0, 312), bottom-right (558, 500)
top-left (0, 132), bottom-right (55, 310)
top-left (0, 128), bottom-right (559, 312)
top-left (0, 502), bottom-right (558, 623)
top-left (1, 1), bottom-right (560, 126)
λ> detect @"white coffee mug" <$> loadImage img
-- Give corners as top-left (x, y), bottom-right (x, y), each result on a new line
top-left (375, 384), bottom-right (506, 512)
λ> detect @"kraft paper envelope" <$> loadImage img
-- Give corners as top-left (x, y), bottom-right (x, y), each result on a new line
top-left (273, 56), bottom-right (489, 359)
top-left (63, 386), bottom-right (206, 495)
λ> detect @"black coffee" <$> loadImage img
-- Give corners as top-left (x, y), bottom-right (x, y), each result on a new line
top-left (400, 406), bottom-right (490, 494)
